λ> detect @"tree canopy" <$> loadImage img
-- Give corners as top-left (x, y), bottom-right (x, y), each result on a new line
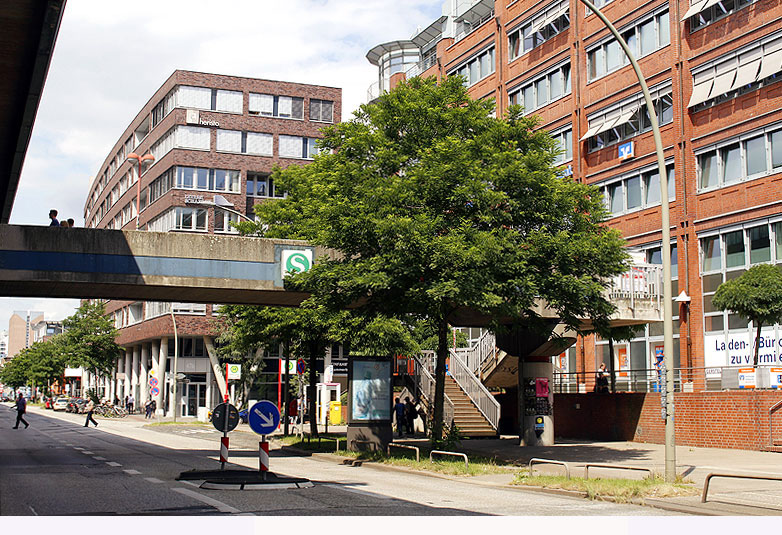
top-left (239, 75), bottom-right (628, 440)
top-left (712, 263), bottom-right (782, 367)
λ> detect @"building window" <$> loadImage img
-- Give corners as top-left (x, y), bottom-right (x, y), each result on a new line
top-left (685, 0), bottom-right (759, 32)
top-left (583, 83), bottom-right (673, 152)
top-left (696, 122), bottom-right (782, 191)
top-left (151, 126), bottom-right (210, 162)
top-left (167, 337), bottom-right (206, 357)
top-left (215, 90), bottom-right (242, 113)
top-left (509, 62), bottom-right (571, 114)
top-left (449, 47), bottom-right (495, 87)
top-left (247, 172), bottom-right (285, 198)
top-left (688, 33), bottom-right (782, 110)
top-left (214, 209), bottom-right (240, 234)
top-left (248, 93), bottom-right (304, 119)
top-left (216, 129), bottom-right (273, 156)
top-left (148, 168), bottom-right (174, 205)
top-left (279, 135), bottom-right (320, 159)
top-left (508, 0), bottom-right (570, 60)
top-left (550, 126), bottom-right (573, 164)
top-left (587, 9), bottom-right (670, 81)
top-left (176, 86), bottom-right (242, 114)
top-left (175, 207), bottom-right (207, 232)
top-left (600, 163), bottom-right (675, 216)
top-left (310, 99), bottom-right (334, 123)
top-left (174, 166), bottom-right (240, 193)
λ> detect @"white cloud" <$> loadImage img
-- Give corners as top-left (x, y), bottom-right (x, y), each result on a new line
top-left (4, 0), bottom-right (440, 327)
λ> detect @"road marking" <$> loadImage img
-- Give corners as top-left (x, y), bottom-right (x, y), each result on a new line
top-left (172, 487), bottom-right (240, 514)
top-left (182, 480), bottom-right (200, 487)
top-left (82, 451), bottom-right (94, 455)
top-left (144, 477), bottom-right (164, 484)
top-left (29, 505), bottom-right (38, 516)
top-left (323, 483), bottom-right (394, 500)
top-left (106, 461), bottom-right (122, 467)
top-left (94, 456), bottom-right (107, 461)
top-left (123, 469), bottom-right (141, 475)
top-left (73, 447), bottom-right (84, 450)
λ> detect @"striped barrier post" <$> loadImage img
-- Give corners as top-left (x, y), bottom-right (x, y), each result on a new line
top-left (259, 438), bottom-right (269, 480)
top-left (220, 437), bottom-right (229, 467)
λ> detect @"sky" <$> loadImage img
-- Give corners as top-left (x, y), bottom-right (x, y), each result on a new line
top-left (0, 0), bottom-right (443, 338)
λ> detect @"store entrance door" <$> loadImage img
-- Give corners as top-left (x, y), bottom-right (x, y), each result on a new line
top-left (184, 383), bottom-right (206, 417)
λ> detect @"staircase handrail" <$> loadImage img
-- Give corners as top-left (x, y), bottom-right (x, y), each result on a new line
top-left (414, 351), bottom-right (455, 425)
top-left (448, 347), bottom-right (500, 431)
top-left (453, 330), bottom-right (497, 374)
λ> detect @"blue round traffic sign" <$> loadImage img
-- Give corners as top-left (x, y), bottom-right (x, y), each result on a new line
top-left (296, 359), bottom-right (306, 375)
top-left (248, 400), bottom-right (281, 435)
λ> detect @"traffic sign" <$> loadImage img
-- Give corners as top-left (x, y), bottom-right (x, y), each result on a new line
top-left (248, 400), bottom-right (280, 435)
top-left (149, 377), bottom-right (158, 388)
top-left (296, 359), bottom-right (306, 375)
top-left (226, 364), bottom-right (241, 380)
top-left (211, 403), bottom-right (240, 432)
top-left (150, 386), bottom-right (160, 396)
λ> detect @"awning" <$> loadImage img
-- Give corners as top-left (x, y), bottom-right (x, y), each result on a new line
top-left (455, 0), bottom-right (493, 25)
top-left (530, 1), bottom-right (568, 34)
top-left (708, 61), bottom-right (737, 99)
top-left (732, 48), bottom-right (762, 90)
top-left (580, 106), bottom-right (638, 141)
top-left (681, 0), bottom-right (722, 20)
top-left (411, 16), bottom-right (447, 48)
top-left (757, 39), bottom-right (782, 80)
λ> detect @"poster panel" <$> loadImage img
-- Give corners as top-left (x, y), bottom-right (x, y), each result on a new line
top-left (350, 359), bottom-right (391, 422)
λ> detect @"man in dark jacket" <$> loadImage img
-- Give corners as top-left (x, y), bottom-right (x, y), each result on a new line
top-left (13, 393), bottom-right (29, 429)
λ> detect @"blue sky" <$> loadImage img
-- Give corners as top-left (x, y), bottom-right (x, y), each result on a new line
top-left (1, 0), bottom-right (442, 336)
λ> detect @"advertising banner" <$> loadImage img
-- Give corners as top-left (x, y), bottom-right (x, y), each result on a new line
top-left (350, 359), bottom-right (391, 422)
top-left (704, 329), bottom-right (781, 375)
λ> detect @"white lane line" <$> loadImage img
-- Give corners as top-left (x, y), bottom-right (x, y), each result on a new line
top-left (82, 451), bottom-right (94, 455)
top-left (181, 480), bottom-right (199, 487)
top-left (123, 469), bottom-right (141, 475)
top-left (144, 477), bottom-right (164, 484)
top-left (172, 487), bottom-right (240, 514)
top-left (29, 505), bottom-right (38, 516)
top-left (322, 483), bottom-right (394, 500)
top-left (73, 447), bottom-right (84, 450)
top-left (106, 461), bottom-right (122, 467)
top-left (94, 456), bottom-right (107, 461)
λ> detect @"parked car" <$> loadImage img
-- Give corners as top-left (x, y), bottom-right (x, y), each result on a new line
top-left (52, 397), bottom-right (69, 411)
top-left (66, 398), bottom-right (87, 413)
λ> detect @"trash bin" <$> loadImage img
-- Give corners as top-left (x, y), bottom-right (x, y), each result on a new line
top-left (329, 401), bottom-right (341, 425)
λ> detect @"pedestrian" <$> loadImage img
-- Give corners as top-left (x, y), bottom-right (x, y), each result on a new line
top-left (12, 392), bottom-right (29, 429)
top-left (404, 397), bottom-right (416, 435)
top-left (150, 399), bottom-right (156, 416)
top-left (417, 401), bottom-right (428, 436)
top-left (393, 397), bottom-right (405, 437)
top-left (125, 395), bottom-right (130, 413)
top-left (595, 362), bottom-right (610, 393)
top-left (84, 399), bottom-right (98, 427)
top-left (144, 398), bottom-right (152, 419)
top-left (67, 218), bottom-right (75, 227)
top-left (128, 394), bottom-right (135, 414)
top-left (60, 220), bottom-right (69, 228)
top-left (48, 209), bottom-right (60, 226)
top-left (113, 395), bottom-right (120, 406)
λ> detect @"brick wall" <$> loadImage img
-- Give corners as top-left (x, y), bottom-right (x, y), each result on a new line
top-left (555, 391), bottom-right (782, 450)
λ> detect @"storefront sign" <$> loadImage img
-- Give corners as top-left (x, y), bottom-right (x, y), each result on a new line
top-left (770, 368), bottom-right (782, 389)
top-left (618, 141), bottom-right (634, 160)
top-left (704, 331), bottom-right (781, 374)
top-left (281, 249), bottom-right (313, 278)
top-left (184, 194), bottom-right (205, 204)
top-left (738, 367), bottom-right (756, 389)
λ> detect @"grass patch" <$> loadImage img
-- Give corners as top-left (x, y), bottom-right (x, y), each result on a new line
top-left (277, 434), bottom-right (516, 477)
top-left (512, 473), bottom-right (698, 502)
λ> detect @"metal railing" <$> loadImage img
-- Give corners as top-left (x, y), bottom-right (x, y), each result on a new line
top-left (553, 365), bottom-right (782, 394)
top-left (606, 263), bottom-right (662, 310)
top-left (453, 330), bottom-right (496, 374)
top-left (413, 353), bottom-right (454, 425)
top-left (447, 348), bottom-right (500, 432)
top-left (529, 458), bottom-right (571, 479)
top-left (702, 472), bottom-right (782, 503)
top-left (405, 54), bottom-right (437, 79)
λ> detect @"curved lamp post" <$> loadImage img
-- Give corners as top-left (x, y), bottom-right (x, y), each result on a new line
top-left (578, 0), bottom-right (675, 481)
top-left (126, 152), bottom-right (155, 230)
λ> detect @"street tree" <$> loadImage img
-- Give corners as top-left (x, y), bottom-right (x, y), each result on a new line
top-left (62, 301), bottom-right (124, 378)
top-left (243, 76), bottom-right (628, 441)
top-left (712, 263), bottom-right (782, 367)
top-left (0, 351), bottom-right (31, 389)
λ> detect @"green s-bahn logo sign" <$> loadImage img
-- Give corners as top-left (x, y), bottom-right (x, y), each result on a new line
top-left (281, 249), bottom-right (313, 278)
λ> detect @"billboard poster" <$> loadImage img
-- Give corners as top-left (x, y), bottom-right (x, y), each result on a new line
top-left (617, 346), bottom-right (628, 378)
top-left (350, 359), bottom-right (391, 422)
top-left (704, 329), bottom-right (781, 376)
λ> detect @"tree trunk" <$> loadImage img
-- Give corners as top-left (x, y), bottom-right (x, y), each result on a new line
top-left (432, 314), bottom-right (448, 443)
top-left (754, 321), bottom-right (763, 368)
top-left (517, 356), bottom-right (526, 446)
top-left (608, 338), bottom-right (616, 393)
top-left (308, 341), bottom-right (319, 437)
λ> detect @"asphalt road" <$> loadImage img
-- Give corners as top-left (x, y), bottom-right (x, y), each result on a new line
top-left (0, 405), bottom-right (683, 516)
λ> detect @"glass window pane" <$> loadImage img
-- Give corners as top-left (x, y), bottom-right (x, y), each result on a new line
top-left (771, 130), bottom-right (782, 169)
top-left (523, 85), bottom-right (534, 110)
top-left (606, 40), bottom-right (621, 71)
top-left (702, 272), bottom-right (724, 293)
top-left (609, 182), bottom-right (623, 213)
top-left (196, 168), bottom-right (208, 190)
top-left (728, 313), bottom-right (748, 330)
top-left (704, 315), bottom-right (724, 333)
top-left (725, 230), bottom-right (745, 268)
top-left (480, 53), bottom-right (490, 78)
top-left (564, 64), bottom-right (571, 92)
top-left (671, 243), bottom-right (678, 279)
top-left (700, 152), bottom-right (718, 189)
top-left (469, 61), bottom-right (479, 85)
top-left (776, 222), bottom-right (782, 262)
top-left (644, 170), bottom-right (660, 205)
top-left (745, 136), bottom-right (767, 176)
top-left (702, 236), bottom-right (721, 271)
top-left (658, 11), bottom-right (670, 47)
top-left (667, 166), bottom-right (675, 200)
top-left (214, 170), bottom-right (226, 191)
top-left (721, 143), bottom-right (741, 184)
top-left (549, 70), bottom-right (562, 100)
top-left (196, 209), bottom-right (206, 230)
top-left (659, 94), bottom-right (673, 124)
top-left (749, 225), bottom-right (770, 264)
top-left (181, 210), bottom-right (192, 229)
top-left (626, 176), bottom-right (641, 209)
top-left (640, 19), bottom-right (656, 55)
top-left (536, 78), bottom-right (547, 107)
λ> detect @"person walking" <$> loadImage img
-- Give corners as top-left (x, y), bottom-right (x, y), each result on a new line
top-left (128, 394), bottom-right (135, 414)
top-left (12, 392), bottom-right (29, 429)
top-left (48, 209), bottom-right (60, 226)
top-left (595, 362), bottom-right (610, 393)
top-left (404, 397), bottom-right (416, 435)
top-left (144, 398), bottom-right (153, 419)
top-left (84, 399), bottom-right (98, 427)
top-left (393, 397), bottom-right (405, 437)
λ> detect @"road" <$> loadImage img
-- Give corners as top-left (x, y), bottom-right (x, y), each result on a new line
top-left (0, 404), bottom-right (683, 516)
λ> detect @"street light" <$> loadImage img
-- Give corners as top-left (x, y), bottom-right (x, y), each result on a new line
top-left (579, 0), bottom-right (676, 482)
top-left (126, 152), bottom-right (155, 229)
top-left (192, 194), bottom-right (254, 222)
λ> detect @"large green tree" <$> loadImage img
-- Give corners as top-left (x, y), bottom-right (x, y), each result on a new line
top-left (243, 76), bottom-right (627, 440)
top-left (62, 301), bottom-right (124, 378)
top-left (712, 263), bottom-right (782, 367)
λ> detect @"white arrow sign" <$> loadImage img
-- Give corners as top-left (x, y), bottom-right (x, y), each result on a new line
top-left (254, 407), bottom-right (274, 427)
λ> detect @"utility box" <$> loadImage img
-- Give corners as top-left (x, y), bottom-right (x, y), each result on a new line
top-left (329, 401), bottom-right (341, 425)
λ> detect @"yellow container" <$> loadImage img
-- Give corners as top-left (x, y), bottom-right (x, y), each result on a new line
top-left (329, 401), bottom-right (341, 425)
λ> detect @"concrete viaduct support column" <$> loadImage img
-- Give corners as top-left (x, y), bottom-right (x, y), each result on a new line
top-left (123, 349), bottom-right (132, 400)
top-left (151, 340), bottom-right (163, 415)
top-left (131, 346), bottom-right (140, 411)
top-left (160, 337), bottom-right (171, 416)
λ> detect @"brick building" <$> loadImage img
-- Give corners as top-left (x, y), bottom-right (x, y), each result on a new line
top-left (83, 70), bottom-right (341, 417)
top-left (367, 0), bottom-right (782, 444)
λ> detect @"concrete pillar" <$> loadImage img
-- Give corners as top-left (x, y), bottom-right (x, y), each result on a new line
top-left (140, 343), bottom-right (149, 405)
top-left (131, 346), bottom-right (140, 408)
top-left (160, 337), bottom-right (173, 416)
top-left (519, 360), bottom-right (555, 447)
top-left (123, 349), bottom-right (132, 400)
top-left (151, 340), bottom-right (163, 414)
top-left (205, 362), bottom-right (212, 412)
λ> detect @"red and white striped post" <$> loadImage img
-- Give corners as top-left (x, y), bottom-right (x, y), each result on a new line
top-left (220, 437), bottom-right (229, 468)
top-left (259, 437), bottom-right (269, 480)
